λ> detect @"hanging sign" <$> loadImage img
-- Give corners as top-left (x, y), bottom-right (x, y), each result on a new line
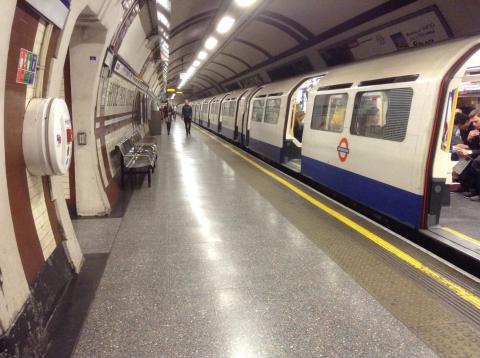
top-left (16, 48), bottom-right (38, 85)
top-left (26, 0), bottom-right (69, 29)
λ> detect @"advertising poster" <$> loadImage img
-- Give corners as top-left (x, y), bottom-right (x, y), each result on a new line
top-left (348, 10), bottom-right (450, 61)
top-left (16, 48), bottom-right (38, 85)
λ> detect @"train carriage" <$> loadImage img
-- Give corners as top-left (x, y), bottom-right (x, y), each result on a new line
top-left (219, 87), bottom-right (257, 142)
top-left (209, 94), bottom-right (229, 132)
top-left (245, 77), bottom-right (306, 162)
top-left (191, 37), bottom-right (480, 252)
top-left (199, 97), bottom-right (213, 126)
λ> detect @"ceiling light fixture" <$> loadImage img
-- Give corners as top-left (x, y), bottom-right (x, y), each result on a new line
top-left (204, 36), bottom-right (218, 50)
top-left (157, 11), bottom-right (170, 28)
top-left (216, 16), bottom-right (235, 34)
top-left (235, 0), bottom-right (257, 7)
top-left (193, 60), bottom-right (200, 67)
top-left (156, 0), bottom-right (171, 12)
top-left (197, 51), bottom-right (208, 60)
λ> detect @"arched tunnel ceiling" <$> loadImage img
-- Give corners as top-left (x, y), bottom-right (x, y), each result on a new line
top-left (165, 0), bottom-right (480, 98)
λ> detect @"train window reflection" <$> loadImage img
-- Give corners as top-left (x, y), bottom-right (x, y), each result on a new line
top-left (310, 93), bottom-right (348, 132)
top-left (222, 100), bottom-right (236, 118)
top-left (252, 99), bottom-right (265, 122)
top-left (264, 98), bottom-right (281, 124)
top-left (210, 102), bottom-right (219, 114)
top-left (350, 88), bottom-right (413, 142)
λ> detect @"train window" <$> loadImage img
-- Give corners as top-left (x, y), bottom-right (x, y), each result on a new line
top-left (350, 88), bottom-right (413, 142)
top-left (202, 104), bottom-right (208, 114)
top-left (310, 93), bottom-right (348, 132)
top-left (222, 100), bottom-right (236, 118)
top-left (264, 98), bottom-right (281, 124)
top-left (252, 99), bottom-right (265, 122)
top-left (210, 102), bottom-right (218, 114)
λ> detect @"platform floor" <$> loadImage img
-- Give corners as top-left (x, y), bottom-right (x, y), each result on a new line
top-left (72, 122), bottom-right (480, 357)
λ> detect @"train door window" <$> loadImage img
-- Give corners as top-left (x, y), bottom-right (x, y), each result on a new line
top-left (252, 99), bottom-right (266, 122)
top-left (310, 93), bottom-right (348, 132)
top-left (229, 101), bottom-right (237, 117)
top-left (264, 98), bottom-right (281, 124)
top-left (350, 88), bottom-right (413, 142)
top-left (222, 100), bottom-right (236, 119)
top-left (289, 76), bottom-right (323, 137)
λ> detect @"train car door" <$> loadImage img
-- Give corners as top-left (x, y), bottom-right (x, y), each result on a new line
top-left (283, 76), bottom-right (323, 172)
top-left (428, 47), bottom-right (480, 256)
top-left (240, 87), bottom-right (262, 146)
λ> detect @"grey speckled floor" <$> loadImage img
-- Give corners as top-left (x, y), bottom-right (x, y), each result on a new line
top-left (73, 123), bottom-right (437, 358)
top-left (73, 218), bottom-right (122, 254)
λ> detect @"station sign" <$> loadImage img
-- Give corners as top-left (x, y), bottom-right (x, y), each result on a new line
top-left (26, 0), bottom-right (69, 29)
top-left (16, 48), bottom-right (38, 85)
top-left (166, 88), bottom-right (176, 93)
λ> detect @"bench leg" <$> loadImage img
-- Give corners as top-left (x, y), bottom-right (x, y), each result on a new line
top-left (148, 169), bottom-right (151, 187)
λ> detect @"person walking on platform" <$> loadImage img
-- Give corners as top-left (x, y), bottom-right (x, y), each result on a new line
top-left (161, 103), bottom-right (169, 131)
top-left (182, 100), bottom-right (193, 136)
top-left (165, 104), bottom-right (173, 136)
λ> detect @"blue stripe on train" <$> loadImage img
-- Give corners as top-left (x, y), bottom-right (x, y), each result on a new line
top-left (221, 126), bottom-right (235, 141)
top-left (248, 137), bottom-right (282, 162)
top-left (301, 156), bottom-right (423, 227)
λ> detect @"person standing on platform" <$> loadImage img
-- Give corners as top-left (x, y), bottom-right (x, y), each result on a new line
top-left (182, 100), bottom-right (193, 136)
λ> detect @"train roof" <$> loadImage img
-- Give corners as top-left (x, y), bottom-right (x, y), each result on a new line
top-left (316, 37), bottom-right (480, 88)
top-left (252, 75), bottom-right (313, 97)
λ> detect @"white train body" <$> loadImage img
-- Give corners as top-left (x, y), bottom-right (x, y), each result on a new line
top-left (188, 37), bottom-right (480, 229)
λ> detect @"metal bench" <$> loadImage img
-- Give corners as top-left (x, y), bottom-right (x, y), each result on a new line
top-left (116, 138), bottom-right (155, 188)
top-left (132, 130), bottom-right (157, 151)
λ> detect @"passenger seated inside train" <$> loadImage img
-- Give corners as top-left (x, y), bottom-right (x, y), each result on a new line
top-left (452, 111), bottom-right (470, 148)
top-left (294, 110), bottom-right (305, 142)
top-left (453, 109), bottom-right (480, 200)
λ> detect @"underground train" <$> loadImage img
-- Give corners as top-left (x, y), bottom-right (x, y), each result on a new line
top-left (180, 37), bottom-right (480, 232)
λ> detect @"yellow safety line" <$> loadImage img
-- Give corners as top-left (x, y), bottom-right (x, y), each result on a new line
top-left (196, 127), bottom-right (480, 310)
top-left (442, 226), bottom-right (480, 246)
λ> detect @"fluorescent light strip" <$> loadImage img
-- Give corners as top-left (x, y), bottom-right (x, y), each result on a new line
top-left (205, 36), bottom-right (218, 50)
top-left (216, 16), bottom-right (235, 34)
top-left (179, 1), bottom-right (260, 90)
top-left (235, 0), bottom-right (257, 7)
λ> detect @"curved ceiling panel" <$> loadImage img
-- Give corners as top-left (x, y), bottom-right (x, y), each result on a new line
top-left (213, 53), bottom-right (249, 73)
top-left (237, 21), bottom-right (298, 56)
top-left (205, 62), bottom-right (237, 78)
top-left (265, 0), bottom-right (384, 35)
top-left (201, 68), bottom-right (227, 81)
top-left (117, 4), bottom-right (153, 74)
top-left (223, 40), bottom-right (270, 66)
top-left (170, 38), bottom-right (201, 57)
top-left (217, 52), bottom-right (251, 70)
top-left (169, 1), bottom-right (221, 56)
top-left (170, 22), bottom-right (209, 54)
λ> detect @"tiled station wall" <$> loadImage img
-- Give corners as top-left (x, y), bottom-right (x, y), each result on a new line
top-left (0, 0), bottom-right (162, 353)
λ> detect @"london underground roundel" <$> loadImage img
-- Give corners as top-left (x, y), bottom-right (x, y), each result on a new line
top-left (337, 137), bottom-right (350, 162)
